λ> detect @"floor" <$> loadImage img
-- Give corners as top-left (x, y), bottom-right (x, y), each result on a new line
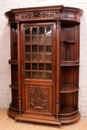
top-left (0, 109), bottom-right (87, 130)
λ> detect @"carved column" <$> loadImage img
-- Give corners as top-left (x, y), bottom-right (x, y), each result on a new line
top-left (17, 23), bottom-right (22, 114)
top-left (55, 20), bottom-right (61, 119)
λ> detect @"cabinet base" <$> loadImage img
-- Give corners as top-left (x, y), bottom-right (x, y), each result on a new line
top-left (15, 113), bottom-right (61, 126)
top-left (8, 107), bottom-right (80, 125)
top-left (8, 106), bottom-right (18, 118)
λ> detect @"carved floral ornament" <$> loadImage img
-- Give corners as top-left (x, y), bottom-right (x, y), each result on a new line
top-left (29, 87), bottom-right (49, 110)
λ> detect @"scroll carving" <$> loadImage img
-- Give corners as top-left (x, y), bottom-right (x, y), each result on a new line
top-left (20, 11), bottom-right (60, 20)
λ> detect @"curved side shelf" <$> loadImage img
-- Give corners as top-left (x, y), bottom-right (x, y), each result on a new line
top-left (9, 83), bottom-right (18, 90)
top-left (61, 60), bottom-right (79, 66)
top-left (60, 108), bottom-right (78, 116)
top-left (8, 59), bottom-right (18, 65)
top-left (63, 40), bottom-right (76, 44)
top-left (60, 87), bottom-right (78, 93)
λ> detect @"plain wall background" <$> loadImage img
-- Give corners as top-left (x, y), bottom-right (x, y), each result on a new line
top-left (0, 0), bottom-right (87, 117)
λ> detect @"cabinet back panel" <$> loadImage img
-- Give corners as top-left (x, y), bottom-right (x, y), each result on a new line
top-left (61, 25), bottom-right (79, 61)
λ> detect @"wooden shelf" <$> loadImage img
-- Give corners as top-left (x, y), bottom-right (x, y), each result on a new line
top-left (61, 60), bottom-right (79, 66)
top-left (9, 102), bottom-right (18, 111)
top-left (8, 59), bottom-right (18, 65)
top-left (63, 40), bottom-right (76, 44)
top-left (60, 107), bottom-right (78, 116)
top-left (60, 86), bottom-right (78, 93)
top-left (9, 83), bottom-right (18, 90)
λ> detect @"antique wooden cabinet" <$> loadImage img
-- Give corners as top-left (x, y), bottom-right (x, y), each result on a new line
top-left (5, 5), bottom-right (83, 125)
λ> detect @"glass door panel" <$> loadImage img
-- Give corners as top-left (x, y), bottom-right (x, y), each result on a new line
top-left (24, 25), bottom-right (52, 80)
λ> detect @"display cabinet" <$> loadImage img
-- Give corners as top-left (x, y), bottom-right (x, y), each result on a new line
top-left (5, 5), bottom-right (83, 125)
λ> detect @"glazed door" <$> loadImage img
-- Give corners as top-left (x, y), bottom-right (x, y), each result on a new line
top-left (21, 22), bottom-right (57, 117)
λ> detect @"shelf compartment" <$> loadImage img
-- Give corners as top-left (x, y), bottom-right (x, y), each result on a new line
top-left (60, 86), bottom-right (78, 93)
top-left (9, 82), bottom-right (18, 90)
top-left (61, 60), bottom-right (79, 66)
top-left (8, 59), bottom-right (18, 65)
top-left (60, 92), bottom-right (78, 116)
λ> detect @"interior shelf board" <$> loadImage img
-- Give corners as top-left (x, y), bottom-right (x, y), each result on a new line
top-left (9, 102), bottom-right (18, 111)
top-left (8, 59), bottom-right (18, 65)
top-left (63, 40), bottom-right (76, 44)
top-left (60, 86), bottom-right (78, 93)
top-left (61, 60), bottom-right (79, 66)
top-left (60, 107), bottom-right (78, 116)
top-left (9, 83), bottom-right (18, 90)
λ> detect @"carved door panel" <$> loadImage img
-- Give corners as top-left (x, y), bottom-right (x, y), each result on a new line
top-left (21, 22), bottom-right (56, 116)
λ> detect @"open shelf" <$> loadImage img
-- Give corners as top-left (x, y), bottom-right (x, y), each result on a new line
top-left (9, 82), bottom-right (18, 90)
top-left (61, 60), bottom-right (79, 66)
top-left (8, 59), bottom-right (18, 65)
top-left (60, 86), bottom-right (78, 93)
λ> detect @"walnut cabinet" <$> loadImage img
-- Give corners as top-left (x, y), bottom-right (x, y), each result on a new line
top-left (5, 5), bottom-right (83, 125)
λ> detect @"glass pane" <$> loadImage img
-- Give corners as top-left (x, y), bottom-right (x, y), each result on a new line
top-left (46, 72), bottom-right (51, 79)
top-left (39, 36), bottom-right (45, 44)
top-left (39, 45), bottom-right (44, 52)
top-left (46, 63), bottom-right (51, 70)
top-left (32, 45), bottom-right (37, 52)
top-left (39, 72), bottom-right (44, 79)
top-left (32, 36), bottom-right (37, 44)
top-left (39, 54), bottom-right (44, 61)
top-left (32, 27), bottom-right (37, 34)
top-left (46, 54), bottom-right (51, 61)
top-left (46, 36), bottom-right (52, 44)
top-left (25, 54), bottom-right (31, 61)
top-left (25, 45), bottom-right (30, 52)
top-left (25, 63), bottom-right (31, 70)
top-left (46, 45), bottom-right (51, 52)
top-left (25, 72), bottom-right (31, 78)
top-left (25, 36), bottom-right (30, 43)
top-left (39, 63), bottom-right (44, 70)
top-left (32, 54), bottom-right (38, 61)
top-left (32, 72), bottom-right (38, 79)
top-left (25, 28), bottom-right (31, 35)
top-left (46, 26), bottom-right (52, 36)
top-left (32, 63), bottom-right (37, 70)
top-left (39, 27), bottom-right (44, 34)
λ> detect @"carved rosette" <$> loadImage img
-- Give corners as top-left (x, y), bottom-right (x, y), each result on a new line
top-left (28, 87), bottom-right (49, 110)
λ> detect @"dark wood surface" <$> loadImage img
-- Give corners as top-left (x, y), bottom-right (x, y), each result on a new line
top-left (5, 5), bottom-right (83, 125)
